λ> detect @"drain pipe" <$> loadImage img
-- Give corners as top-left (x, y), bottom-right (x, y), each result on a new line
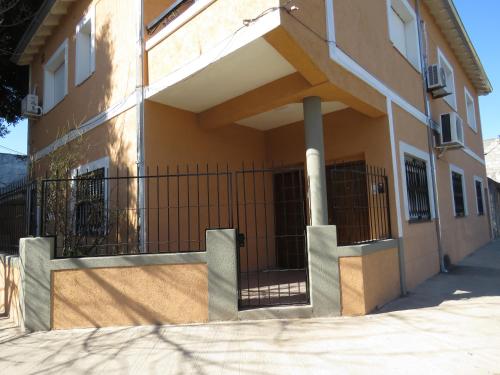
top-left (136, 0), bottom-right (146, 252)
top-left (415, 0), bottom-right (447, 273)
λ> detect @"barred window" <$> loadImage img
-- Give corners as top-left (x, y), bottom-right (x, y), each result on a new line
top-left (75, 168), bottom-right (105, 235)
top-left (475, 180), bottom-right (484, 216)
top-left (452, 171), bottom-right (465, 217)
top-left (404, 156), bottom-right (431, 221)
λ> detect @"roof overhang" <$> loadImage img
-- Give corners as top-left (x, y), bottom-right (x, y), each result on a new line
top-left (11, 0), bottom-right (76, 66)
top-left (422, 0), bottom-right (492, 95)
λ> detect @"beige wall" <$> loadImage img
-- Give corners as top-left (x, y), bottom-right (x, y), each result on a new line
top-left (32, 106), bottom-right (137, 178)
top-left (340, 247), bottom-right (400, 315)
top-left (29, 0), bottom-right (137, 167)
top-left (421, 4), bottom-right (485, 159)
top-left (0, 256), bottom-right (22, 327)
top-left (392, 102), bottom-right (489, 290)
top-left (333, 0), bottom-right (425, 113)
top-left (51, 263), bottom-right (208, 329)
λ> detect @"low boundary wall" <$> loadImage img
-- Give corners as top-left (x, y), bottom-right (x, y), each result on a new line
top-left (0, 254), bottom-right (23, 327)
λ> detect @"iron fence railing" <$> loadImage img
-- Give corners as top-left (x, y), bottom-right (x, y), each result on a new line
top-left (326, 161), bottom-right (392, 246)
top-left (0, 178), bottom-right (37, 255)
top-left (40, 165), bottom-right (233, 258)
top-left (4, 161), bottom-right (395, 259)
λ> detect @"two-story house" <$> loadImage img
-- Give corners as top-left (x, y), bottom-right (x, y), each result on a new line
top-left (9, 0), bottom-right (492, 330)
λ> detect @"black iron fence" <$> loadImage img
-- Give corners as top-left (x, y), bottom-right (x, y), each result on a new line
top-left (1, 161), bottom-right (392, 260)
top-left (326, 161), bottom-right (392, 246)
top-left (0, 178), bottom-right (37, 255)
top-left (40, 165), bottom-right (233, 258)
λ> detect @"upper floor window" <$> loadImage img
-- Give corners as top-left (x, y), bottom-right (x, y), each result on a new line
top-left (474, 176), bottom-right (484, 216)
top-left (75, 8), bottom-right (95, 86)
top-left (450, 165), bottom-right (467, 217)
top-left (387, 0), bottom-right (421, 71)
top-left (464, 87), bottom-right (477, 132)
top-left (438, 49), bottom-right (456, 110)
top-left (43, 39), bottom-right (68, 113)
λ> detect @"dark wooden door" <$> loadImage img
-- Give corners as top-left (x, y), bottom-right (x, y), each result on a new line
top-left (326, 161), bottom-right (370, 245)
top-left (273, 169), bottom-right (306, 269)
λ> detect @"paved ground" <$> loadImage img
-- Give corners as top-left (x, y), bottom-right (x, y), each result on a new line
top-left (1, 240), bottom-right (499, 374)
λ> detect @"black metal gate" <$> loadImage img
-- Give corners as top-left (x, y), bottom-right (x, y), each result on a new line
top-left (234, 165), bottom-right (310, 309)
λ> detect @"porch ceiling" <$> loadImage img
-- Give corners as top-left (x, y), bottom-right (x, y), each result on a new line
top-left (148, 38), bottom-right (296, 113)
top-left (237, 101), bottom-right (348, 131)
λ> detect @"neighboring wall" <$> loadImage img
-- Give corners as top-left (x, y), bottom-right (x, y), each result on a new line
top-left (29, 0), bottom-right (138, 175)
top-left (485, 138), bottom-right (500, 182)
top-left (0, 154), bottom-right (27, 188)
top-left (0, 255), bottom-right (23, 327)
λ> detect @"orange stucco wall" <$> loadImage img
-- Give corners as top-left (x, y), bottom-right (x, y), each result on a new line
top-left (51, 263), bottom-right (208, 330)
top-left (340, 247), bottom-right (401, 315)
top-left (32, 106), bottom-right (137, 178)
top-left (333, 0), bottom-right (425, 113)
top-left (29, 0), bottom-right (137, 172)
top-left (0, 256), bottom-right (22, 327)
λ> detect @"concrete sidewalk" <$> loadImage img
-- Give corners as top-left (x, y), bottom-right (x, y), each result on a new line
top-left (0, 240), bottom-right (499, 374)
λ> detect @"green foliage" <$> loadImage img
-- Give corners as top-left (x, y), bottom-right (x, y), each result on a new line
top-left (0, 0), bottom-right (44, 135)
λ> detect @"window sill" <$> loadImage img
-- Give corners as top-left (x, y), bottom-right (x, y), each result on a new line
top-left (454, 214), bottom-right (467, 218)
top-left (442, 96), bottom-right (457, 112)
top-left (75, 71), bottom-right (94, 87)
top-left (408, 218), bottom-right (432, 224)
top-left (467, 123), bottom-right (478, 134)
top-left (391, 43), bottom-right (422, 75)
top-left (43, 95), bottom-right (67, 115)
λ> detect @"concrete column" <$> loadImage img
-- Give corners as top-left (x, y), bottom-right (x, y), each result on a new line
top-left (206, 229), bottom-right (238, 321)
top-left (19, 237), bottom-right (53, 331)
top-left (307, 226), bottom-right (340, 317)
top-left (304, 96), bottom-right (328, 225)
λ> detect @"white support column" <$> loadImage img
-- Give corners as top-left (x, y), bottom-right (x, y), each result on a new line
top-left (304, 96), bottom-right (328, 226)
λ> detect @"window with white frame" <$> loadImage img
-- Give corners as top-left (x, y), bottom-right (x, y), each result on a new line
top-left (387, 0), bottom-right (421, 71)
top-left (464, 88), bottom-right (477, 132)
top-left (71, 157), bottom-right (109, 236)
top-left (450, 165), bottom-right (467, 217)
top-left (438, 49), bottom-right (456, 110)
top-left (474, 176), bottom-right (484, 216)
top-left (75, 8), bottom-right (95, 85)
top-left (43, 39), bottom-right (68, 112)
top-left (399, 142), bottom-right (435, 222)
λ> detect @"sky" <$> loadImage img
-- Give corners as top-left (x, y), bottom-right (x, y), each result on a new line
top-left (0, 0), bottom-right (498, 156)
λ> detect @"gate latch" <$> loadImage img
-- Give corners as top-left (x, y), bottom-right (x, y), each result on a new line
top-left (237, 232), bottom-right (245, 248)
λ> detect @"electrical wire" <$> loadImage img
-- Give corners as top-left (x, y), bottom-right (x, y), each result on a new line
top-left (0, 144), bottom-right (26, 155)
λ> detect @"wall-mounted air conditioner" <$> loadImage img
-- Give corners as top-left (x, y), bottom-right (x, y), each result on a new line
top-left (427, 64), bottom-right (451, 99)
top-left (21, 94), bottom-right (42, 118)
top-left (439, 112), bottom-right (464, 148)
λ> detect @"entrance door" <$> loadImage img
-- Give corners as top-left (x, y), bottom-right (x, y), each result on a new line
top-left (273, 169), bottom-right (307, 269)
top-left (326, 161), bottom-right (370, 245)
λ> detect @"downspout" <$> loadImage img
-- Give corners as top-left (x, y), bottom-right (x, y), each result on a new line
top-left (415, 0), bottom-right (447, 273)
top-left (136, 0), bottom-right (146, 251)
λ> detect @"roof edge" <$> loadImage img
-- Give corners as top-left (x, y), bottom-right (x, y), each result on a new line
top-left (11, 0), bottom-right (57, 65)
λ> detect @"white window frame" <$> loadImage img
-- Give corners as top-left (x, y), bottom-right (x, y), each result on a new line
top-left (464, 87), bottom-right (477, 132)
top-left (473, 175), bottom-right (484, 216)
top-left (70, 157), bottom-right (110, 234)
top-left (399, 142), bottom-right (436, 221)
top-left (75, 6), bottom-right (96, 86)
top-left (449, 164), bottom-right (468, 217)
top-left (437, 48), bottom-right (457, 111)
top-left (43, 39), bottom-right (68, 113)
top-left (386, 0), bottom-right (422, 72)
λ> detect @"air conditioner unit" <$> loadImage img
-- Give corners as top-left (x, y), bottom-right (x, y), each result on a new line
top-left (440, 113), bottom-right (464, 148)
top-left (21, 94), bottom-right (42, 118)
top-left (427, 64), bottom-right (451, 99)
